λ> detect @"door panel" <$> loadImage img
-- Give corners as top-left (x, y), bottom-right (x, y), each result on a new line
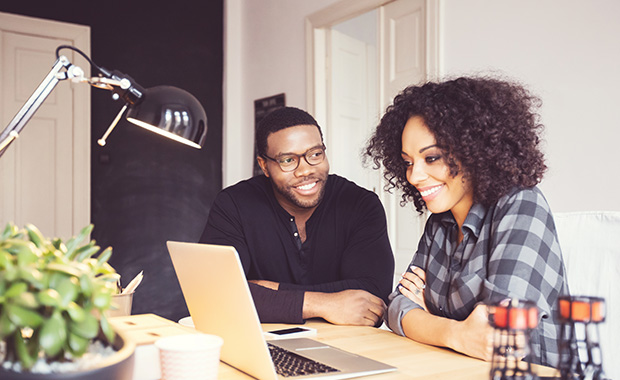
top-left (0, 12), bottom-right (90, 239)
top-left (4, 33), bottom-right (73, 236)
top-left (380, 0), bottom-right (427, 274)
top-left (328, 29), bottom-right (379, 191)
top-left (383, 0), bottom-right (426, 99)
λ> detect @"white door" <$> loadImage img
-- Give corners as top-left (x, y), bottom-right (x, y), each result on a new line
top-left (309, 0), bottom-right (438, 277)
top-left (379, 0), bottom-right (428, 274)
top-left (327, 27), bottom-right (379, 191)
top-left (0, 12), bottom-right (90, 239)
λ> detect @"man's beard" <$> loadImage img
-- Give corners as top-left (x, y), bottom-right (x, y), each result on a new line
top-left (272, 178), bottom-right (326, 209)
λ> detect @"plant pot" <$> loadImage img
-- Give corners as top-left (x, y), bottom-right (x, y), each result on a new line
top-left (0, 331), bottom-right (136, 380)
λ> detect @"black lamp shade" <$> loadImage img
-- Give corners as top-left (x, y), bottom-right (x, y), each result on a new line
top-left (126, 85), bottom-right (207, 149)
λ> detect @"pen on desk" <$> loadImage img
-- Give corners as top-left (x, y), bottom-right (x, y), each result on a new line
top-left (122, 270), bottom-right (144, 294)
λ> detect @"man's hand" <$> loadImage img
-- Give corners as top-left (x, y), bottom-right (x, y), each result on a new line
top-left (249, 279), bottom-right (279, 290)
top-left (303, 289), bottom-right (386, 326)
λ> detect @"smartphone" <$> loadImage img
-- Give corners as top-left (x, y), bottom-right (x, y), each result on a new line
top-left (263, 326), bottom-right (317, 340)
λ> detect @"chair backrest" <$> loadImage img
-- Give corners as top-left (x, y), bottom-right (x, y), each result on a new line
top-left (553, 211), bottom-right (620, 380)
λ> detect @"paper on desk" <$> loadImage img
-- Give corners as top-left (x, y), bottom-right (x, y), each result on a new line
top-left (122, 270), bottom-right (143, 294)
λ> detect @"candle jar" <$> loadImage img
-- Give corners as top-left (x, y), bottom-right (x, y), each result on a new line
top-left (558, 296), bottom-right (607, 380)
top-left (489, 299), bottom-right (539, 380)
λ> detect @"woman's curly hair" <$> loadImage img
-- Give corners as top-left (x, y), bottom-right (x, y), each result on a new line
top-left (365, 76), bottom-right (547, 213)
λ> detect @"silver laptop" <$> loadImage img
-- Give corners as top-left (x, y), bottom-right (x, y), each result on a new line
top-left (166, 241), bottom-right (396, 380)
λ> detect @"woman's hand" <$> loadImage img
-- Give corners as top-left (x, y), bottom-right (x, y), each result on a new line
top-left (398, 266), bottom-right (427, 311)
top-left (450, 304), bottom-right (495, 361)
top-left (400, 302), bottom-right (494, 362)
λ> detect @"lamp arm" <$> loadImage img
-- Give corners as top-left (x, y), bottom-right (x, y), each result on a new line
top-left (0, 55), bottom-right (82, 157)
top-left (1, 45), bottom-right (206, 155)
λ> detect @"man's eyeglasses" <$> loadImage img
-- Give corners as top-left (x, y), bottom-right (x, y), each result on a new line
top-left (262, 145), bottom-right (327, 172)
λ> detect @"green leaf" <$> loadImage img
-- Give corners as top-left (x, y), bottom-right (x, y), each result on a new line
top-left (1, 222), bottom-right (19, 240)
top-left (2, 239), bottom-right (41, 266)
top-left (18, 266), bottom-right (45, 289)
top-left (25, 223), bottom-right (47, 249)
top-left (0, 248), bottom-right (15, 268)
top-left (46, 262), bottom-right (83, 278)
top-left (100, 314), bottom-right (115, 344)
top-left (67, 331), bottom-right (90, 356)
top-left (3, 265), bottom-right (18, 281)
top-left (75, 245), bottom-right (101, 262)
top-left (37, 288), bottom-right (61, 307)
top-left (6, 303), bottom-right (44, 328)
top-left (64, 224), bottom-right (93, 259)
top-left (15, 332), bottom-right (37, 370)
top-left (0, 310), bottom-right (17, 338)
top-left (92, 287), bottom-right (112, 309)
top-left (95, 262), bottom-right (117, 275)
top-left (48, 271), bottom-right (69, 289)
top-left (65, 301), bottom-right (86, 322)
top-left (70, 313), bottom-right (99, 339)
top-left (56, 276), bottom-right (80, 307)
top-left (39, 312), bottom-right (67, 357)
top-left (52, 238), bottom-right (67, 254)
top-left (70, 241), bottom-right (96, 260)
top-left (13, 292), bottom-right (39, 309)
top-left (96, 247), bottom-right (112, 266)
top-left (97, 273), bottom-right (121, 284)
top-left (5, 281), bottom-right (28, 298)
top-left (79, 274), bottom-right (93, 297)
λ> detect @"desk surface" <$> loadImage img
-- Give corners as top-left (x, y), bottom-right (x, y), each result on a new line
top-left (111, 314), bottom-right (558, 380)
top-left (216, 321), bottom-right (559, 380)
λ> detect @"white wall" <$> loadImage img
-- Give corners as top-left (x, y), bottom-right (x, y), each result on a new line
top-left (226, 0), bottom-right (620, 211)
top-left (224, 0), bottom-right (339, 187)
top-left (440, 0), bottom-right (620, 212)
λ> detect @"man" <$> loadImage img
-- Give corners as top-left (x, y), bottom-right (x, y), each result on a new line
top-left (199, 107), bottom-right (394, 326)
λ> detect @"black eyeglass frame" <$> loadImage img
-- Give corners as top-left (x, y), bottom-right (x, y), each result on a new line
top-left (261, 144), bottom-right (327, 172)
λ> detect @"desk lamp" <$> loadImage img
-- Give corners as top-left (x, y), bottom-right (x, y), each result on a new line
top-left (0, 45), bottom-right (207, 157)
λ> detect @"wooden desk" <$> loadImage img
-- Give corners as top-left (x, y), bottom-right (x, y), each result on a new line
top-left (217, 321), bottom-right (560, 380)
top-left (111, 315), bottom-right (558, 380)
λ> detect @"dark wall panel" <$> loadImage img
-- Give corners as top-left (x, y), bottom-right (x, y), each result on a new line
top-left (0, 1), bottom-right (223, 322)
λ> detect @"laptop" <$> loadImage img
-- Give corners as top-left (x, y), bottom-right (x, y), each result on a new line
top-left (166, 241), bottom-right (397, 380)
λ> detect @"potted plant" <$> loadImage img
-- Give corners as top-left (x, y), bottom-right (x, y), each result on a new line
top-left (0, 222), bottom-right (135, 379)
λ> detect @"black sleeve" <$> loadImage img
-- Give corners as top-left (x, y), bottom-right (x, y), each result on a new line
top-left (249, 283), bottom-right (305, 324)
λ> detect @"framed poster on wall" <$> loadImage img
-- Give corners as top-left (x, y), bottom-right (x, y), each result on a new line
top-left (253, 93), bottom-right (285, 176)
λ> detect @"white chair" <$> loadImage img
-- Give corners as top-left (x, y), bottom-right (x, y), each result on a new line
top-left (554, 211), bottom-right (620, 380)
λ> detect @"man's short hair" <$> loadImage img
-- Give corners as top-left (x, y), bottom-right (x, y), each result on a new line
top-left (255, 107), bottom-right (324, 157)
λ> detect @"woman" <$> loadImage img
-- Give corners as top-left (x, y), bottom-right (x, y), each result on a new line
top-left (365, 77), bottom-right (568, 367)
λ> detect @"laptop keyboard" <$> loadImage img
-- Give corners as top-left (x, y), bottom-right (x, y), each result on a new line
top-left (268, 343), bottom-right (340, 377)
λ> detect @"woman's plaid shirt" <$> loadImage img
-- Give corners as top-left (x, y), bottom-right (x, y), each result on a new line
top-left (386, 186), bottom-right (568, 367)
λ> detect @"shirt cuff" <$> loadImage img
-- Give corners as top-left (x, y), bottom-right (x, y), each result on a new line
top-left (249, 283), bottom-right (305, 324)
top-left (386, 291), bottom-right (423, 336)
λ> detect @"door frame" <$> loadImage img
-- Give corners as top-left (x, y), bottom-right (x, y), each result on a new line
top-left (305, 0), bottom-right (440, 126)
top-left (0, 11), bottom-right (91, 235)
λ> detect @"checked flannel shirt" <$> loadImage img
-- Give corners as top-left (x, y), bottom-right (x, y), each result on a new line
top-left (386, 186), bottom-right (568, 367)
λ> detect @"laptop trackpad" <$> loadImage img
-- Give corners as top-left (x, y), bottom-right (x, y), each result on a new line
top-left (271, 338), bottom-right (381, 371)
